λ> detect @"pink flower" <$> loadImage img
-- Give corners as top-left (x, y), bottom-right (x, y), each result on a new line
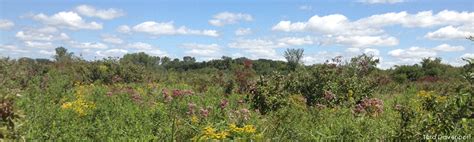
top-left (162, 89), bottom-right (172, 102)
top-left (187, 103), bottom-right (197, 115)
top-left (200, 108), bottom-right (209, 117)
top-left (220, 99), bottom-right (228, 109)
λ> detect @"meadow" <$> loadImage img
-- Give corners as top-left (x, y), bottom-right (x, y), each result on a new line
top-left (1, 47), bottom-right (473, 141)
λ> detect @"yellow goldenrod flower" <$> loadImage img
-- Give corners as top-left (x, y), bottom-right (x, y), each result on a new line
top-left (61, 102), bottom-right (72, 109)
top-left (243, 125), bottom-right (256, 133)
top-left (203, 126), bottom-right (215, 135)
top-left (191, 115), bottom-right (199, 124)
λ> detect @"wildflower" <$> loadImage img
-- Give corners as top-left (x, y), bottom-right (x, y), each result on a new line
top-left (229, 124), bottom-right (244, 133)
top-left (214, 131), bottom-right (229, 139)
top-left (243, 125), bottom-right (256, 133)
top-left (200, 108), bottom-right (209, 117)
top-left (191, 115), bottom-right (199, 124)
top-left (187, 103), bottom-right (197, 115)
top-left (348, 90), bottom-right (354, 98)
top-left (172, 89), bottom-right (182, 97)
top-left (435, 96), bottom-right (447, 103)
top-left (417, 90), bottom-right (433, 98)
top-left (61, 102), bottom-right (73, 109)
top-left (240, 108), bottom-right (250, 120)
top-left (220, 99), bottom-right (228, 110)
top-left (162, 89), bottom-right (172, 102)
top-left (203, 126), bottom-right (215, 135)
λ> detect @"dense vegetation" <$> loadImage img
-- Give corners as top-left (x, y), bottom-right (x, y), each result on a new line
top-left (1, 45), bottom-right (472, 140)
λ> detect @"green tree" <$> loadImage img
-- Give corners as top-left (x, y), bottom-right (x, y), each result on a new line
top-left (53, 47), bottom-right (73, 62)
top-left (284, 48), bottom-right (304, 71)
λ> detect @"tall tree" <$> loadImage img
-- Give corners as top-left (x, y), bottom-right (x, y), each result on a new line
top-left (54, 47), bottom-right (73, 62)
top-left (284, 48), bottom-right (304, 71)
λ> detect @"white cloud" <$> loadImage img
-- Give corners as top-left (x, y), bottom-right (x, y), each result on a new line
top-left (144, 49), bottom-right (168, 57)
top-left (433, 44), bottom-right (465, 52)
top-left (235, 28), bottom-right (252, 36)
top-left (132, 21), bottom-right (219, 37)
top-left (32, 11), bottom-right (102, 30)
top-left (126, 42), bottom-right (154, 50)
top-left (358, 0), bottom-right (404, 4)
top-left (325, 35), bottom-right (398, 47)
top-left (101, 35), bottom-right (123, 44)
top-left (228, 37), bottom-right (313, 60)
top-left (461, 53), bottom-right (474, 59)
top-left (425, 25), bottom-right (474, 40)
top-left (303, 51), bottom-right (343, 65)
top-left (0, 19), bottom-right (14, 30)
top-left (363, 48), bottom-right (380, 56)
top-left (277, 36), bottom-right (314, 46)
top-left (15, 27), bottom-right (70, 41)
top-left (228, 39), bottom-right (281, 59)
top-left (272, 10), bottom-right (474, 43)
top-left (39, 50), bottom-right (55, 55)
top-left (356, 10), bottom-right (474, 28)
top-left (75, 5), bottom-right (124, 20)
top-left (117, 25), bottom-right (131, 33)
top-left (96, 49), bottom-right (128, 57)
top-left (272, 14), bottom-right (382, 36)
top-left (72, 42), bottom-right (108, 49)
top-left (0, 44), bottom-right (28, 53)
top-left (209, 12), bottom-right (253, 26)
top-left (123, 42), bottom-right (168, 56)
top-left (388, 46), bottom-right (437, 59)
top-left (181, 43), bottom-right (221, 57)
top-left (24, 41), bottom-right (54, 49)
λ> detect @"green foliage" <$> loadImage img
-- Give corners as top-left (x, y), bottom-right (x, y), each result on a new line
top-left (249, 73), bottom-right (291, 114)
top-left (1, 47), bottom-right (472, 140)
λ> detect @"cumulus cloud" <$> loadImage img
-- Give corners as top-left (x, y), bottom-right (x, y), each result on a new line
top-left (433, 44), bottom-right (465, 52)
top-left (101, 35), bottom-right (123, 44)
top-left (71, 41), bottom-right (108, 49)
top-left (132, 21), bottom-right (219, 37)
top-left (277, 36), bottom-right (314, 46)
top-left (461, 53), bottom-right (474, 59)
top-left (272, 14), bottom-right (383, 36)
top-left (117, 25), bottom-right (131, 33)
top-left (356, 10), bottom-right (474, 28)
top-left (228, 37), bottom-right (314, 60)
top-left (388, 47), bottom-right (437, 59)
top-left (324, 35), bottom-right (398, 47)
top-left (24, 41), bottom-right (54, 49)
top-left (358, 0), bottom-right (404, 4)
top-left (96, 49), bottom-right (128, 57)
top-left (15, 27), bottom-right (70, 41)
top-left (0, 19), bottom-right (14, 30)
top-left (425, 25), bottom-right (474, 40)
top-left (0, 44), bottom-right (28, 53)
top-left (181, 43), bottom-right (221, 57)
top-left (209, 12), bottom-right (253, 26)
top-left (272, 10), bottom-right (474, 46)
top-left (32, 11), bottom-right (102, 30)
top-left (123, 42), bottom-right (167, 56)
top-left (39, 50), bottom-right (55, 55)
top-left (126, 42), bottom-right (154, 50)
top-left (235, 28), bottom-right (252, 36)
top-left (75, 5), bottom-right (124, 20)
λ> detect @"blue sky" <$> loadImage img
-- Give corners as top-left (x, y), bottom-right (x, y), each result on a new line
top-left (0, 0), bottom-right (473, 69)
